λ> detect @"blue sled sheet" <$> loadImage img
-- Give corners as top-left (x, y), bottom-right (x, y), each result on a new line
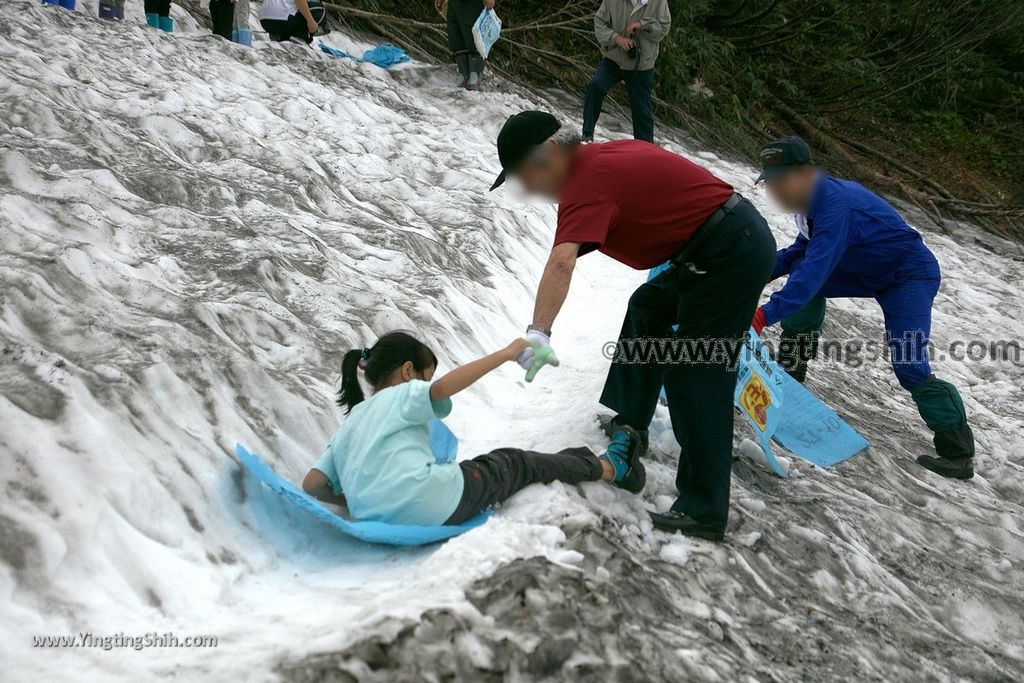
top-left (735, 329), bottom-right (790, 477)
top-left (235, 443), bottom-right (487, 547)
top-left (771, 368), bottom-right (869, 467)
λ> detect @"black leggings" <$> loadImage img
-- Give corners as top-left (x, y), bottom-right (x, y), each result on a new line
top-left (444, 448), bottom-right (603, 525)
top-left (210, 0), bottom-right (234, 39)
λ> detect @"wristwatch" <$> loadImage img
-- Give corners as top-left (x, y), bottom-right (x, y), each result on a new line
top-left (527, 324), bottom-right (552, 337)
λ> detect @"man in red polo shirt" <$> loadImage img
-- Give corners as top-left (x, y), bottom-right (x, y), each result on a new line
top-left (490, 111), bottom-right (776, 540)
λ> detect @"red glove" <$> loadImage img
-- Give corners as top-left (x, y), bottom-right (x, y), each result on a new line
top-left (751, 307), bottom-right (767, 335)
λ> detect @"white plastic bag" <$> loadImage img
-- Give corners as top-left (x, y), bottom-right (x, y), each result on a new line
top-left (472, 8), bottom-right (502, 59)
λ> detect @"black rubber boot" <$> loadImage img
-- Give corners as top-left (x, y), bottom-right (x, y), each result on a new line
top-left (917, 453), bottom-right (974, 480)
top-left (598, 414), bottom-right (649, 455)
top-left (649, 510), bottom-right (725, 542)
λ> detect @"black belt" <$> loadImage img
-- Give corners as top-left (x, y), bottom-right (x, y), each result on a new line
top-left (669, 192), bottom-right (742, 274)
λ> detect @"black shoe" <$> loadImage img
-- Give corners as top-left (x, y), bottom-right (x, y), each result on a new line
top-left (598, 414), bottom-right (649, 454)
top-left (917, 454), bottom-right (974, 480)
top-left (581, 134), bottom-right (594, 143)
top-left (649, 510), bottom-right (726, 541)
top-left (603, 425), bottom-right (646, 494)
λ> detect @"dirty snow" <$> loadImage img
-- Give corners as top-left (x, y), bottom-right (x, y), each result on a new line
top-left (1, 2), bottom-right (1023, 681)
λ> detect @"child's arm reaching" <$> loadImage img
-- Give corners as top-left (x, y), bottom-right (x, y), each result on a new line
top-left (429, 339), bottom-right (530, 402)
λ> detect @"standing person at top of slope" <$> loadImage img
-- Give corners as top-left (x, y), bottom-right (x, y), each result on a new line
top-left (144, 0), bottom-right (173, 32)
top-left (260, 0), bottom-right (325, 44)
top-left (210, 0), bottom-right (236, 40)
top-left (752, 136), bottom-right (976, 480)
top-left (438, 0), bottom-right (495, 91)
top-left (582, 0), bottom-right (672, 143)
top-left (489, 111), bottom-right (777, 541)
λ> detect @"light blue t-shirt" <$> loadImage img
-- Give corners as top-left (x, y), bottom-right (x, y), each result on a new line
top-left (313, 380), bottom-right (464, 525)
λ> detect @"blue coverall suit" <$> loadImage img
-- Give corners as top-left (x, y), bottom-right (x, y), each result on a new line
top-left (763, 173), bottom-right (974, 460)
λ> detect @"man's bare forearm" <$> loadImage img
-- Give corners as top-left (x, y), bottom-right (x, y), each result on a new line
top-left (295, 0), bottom-right (314, 23)
top-left (532, 243), bottom-right (579, 330)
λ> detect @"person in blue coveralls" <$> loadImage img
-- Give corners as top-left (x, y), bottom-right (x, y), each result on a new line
top-left (752, 136), bottom-right (976, 480)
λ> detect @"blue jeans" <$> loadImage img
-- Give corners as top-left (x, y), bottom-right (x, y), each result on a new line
top-left (582, 59), bottom-right (655, 142)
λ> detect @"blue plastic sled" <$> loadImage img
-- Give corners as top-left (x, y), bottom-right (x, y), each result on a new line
top-left (428, 418), bottom-right (458, 463)
top-left (771, 369), bottom-right (869, 467)
top-left (734, 329), bottom-right (789, 477)
top-left (235, 441), bottom-right (487, 547)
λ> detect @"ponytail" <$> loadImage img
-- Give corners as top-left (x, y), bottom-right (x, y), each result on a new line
top-left (335, 332), bottom-right (438, 414)
top-left (337, 349), bottom-right (366, 413)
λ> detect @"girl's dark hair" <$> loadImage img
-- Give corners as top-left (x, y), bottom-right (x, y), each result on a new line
top-left (337, 331), bottom-right (438, 413)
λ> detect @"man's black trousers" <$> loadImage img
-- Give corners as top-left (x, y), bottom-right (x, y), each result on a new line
top-left (599, 197), bottom-right (776, 524)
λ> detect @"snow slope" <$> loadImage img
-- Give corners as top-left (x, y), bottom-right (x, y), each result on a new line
top-left (1, 2), bottom-right (1023, 681)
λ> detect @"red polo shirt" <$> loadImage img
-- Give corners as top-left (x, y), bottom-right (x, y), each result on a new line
top-left (555, 140), bottom-right (733, 269)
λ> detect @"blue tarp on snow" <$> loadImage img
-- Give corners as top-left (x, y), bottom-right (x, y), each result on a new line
top-left (235, 443), bottom-right (487, 547)
top-left (318, 43), bottom-right (411, 68)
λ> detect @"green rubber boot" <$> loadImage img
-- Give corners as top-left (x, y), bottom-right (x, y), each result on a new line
top-left (911, 375), bottom-right (975, 479)
top-left (159, 15), bottom-right (173, 32)
top-left (146, 12), bottom-right (160, 27)
top-left (778, 297), bottom-right (826, 383)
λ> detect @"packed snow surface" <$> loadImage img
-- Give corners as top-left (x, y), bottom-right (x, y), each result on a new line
top-left (1, 2), bottom-right (1023, 681)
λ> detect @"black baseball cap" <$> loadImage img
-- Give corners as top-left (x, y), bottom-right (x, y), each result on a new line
top-left (755, 136), bottom-right (812, 183)
top-left (490, 110), bottom-right (562, 191)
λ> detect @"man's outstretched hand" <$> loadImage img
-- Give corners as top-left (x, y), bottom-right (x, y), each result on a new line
top-left (516, 329), bottom-right (559, 382)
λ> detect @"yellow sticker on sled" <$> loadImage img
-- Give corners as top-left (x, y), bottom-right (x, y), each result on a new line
top-left (739, 374), bottom-right (772, 432)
